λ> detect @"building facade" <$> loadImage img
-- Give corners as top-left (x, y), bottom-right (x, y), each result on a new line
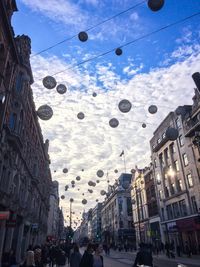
top-left (91, 203), bottom-right (102, 242)
top-left (150, 92), bottom-right (200, 253)
top-left (47, 181), bottom-right (60, 240)
top-left (131, 168), bottom-right (149, 246)
top-left (101, 173), bottom-right (135, 247)
top-left (0, 1), bottom-right (51, 264)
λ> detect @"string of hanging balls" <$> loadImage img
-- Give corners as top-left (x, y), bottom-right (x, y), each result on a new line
top-left (37, 75), bottom-right (159, 128)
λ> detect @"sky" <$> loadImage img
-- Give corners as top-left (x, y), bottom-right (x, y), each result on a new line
top-left (12, 0), bottom-right (200, 228)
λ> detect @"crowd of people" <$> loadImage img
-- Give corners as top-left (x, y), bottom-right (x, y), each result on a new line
top-left (1, 239), bottom-right (196, 267)
top-left (1, 242), bottom-right (104, 267)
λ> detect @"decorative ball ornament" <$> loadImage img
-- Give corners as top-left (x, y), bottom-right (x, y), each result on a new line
top-left (82, 193), bottom-right (84, 196)
top-left (115, 48), bottom-right (123, 56)
top-left (56, 84), bottom-right (67, 94)
top-left (70, 198), bottom-right (74, 202)
top-left (72, 184), bottom-right (75, 188)
top-left (96, 199), bottom-right (99, 202)
top-left (148, 105), bottom-right (158, 114)
top-left (63, 168), bottom-right (68, 173)
top-left (78, 31), bottom-right (88, 42)
top-left (77, 112), bottom-right (85, 120)
top-left (78, 188), bottom-right (80, 191)
top-left (71, 180), bottom-right (75, 184)
top-left (54, 170), bottom-right (56, 172)
top-left (107, 180), bottom-right (110, 183)
top-left (76, 176), bottom-right (81, 181)
top-left (97, 170), bottom-right (104, 178)
top-left (88, 181), bottom-right (94, 186)
top-left (82, 199), bottom-right (87, 205)
top-left (166, 127), bottom-right (179, 141)
top-left (142, 123), bottom-right (147, 128)
top-left (131, 169), bottom-right (135, 174)
top-left (37, 105), bottom-right (53, 120)
top-left (92, 182), bottom-right (96, 187)
top-left (100, 190), bottom-right (106, 196)
top-left (61, 195), bottom-right (65, 199)
top-left (43, 76), bottom-right (57, 89)
top-left (82, 169), bottom-right (84, 172)
top-left (114, 169), bottom-right (118, 173)
top-left (109, 118), bottom-right (119, 128)
top-left (118, 99), bottom-right (132, 113)
top-left (88, 189), bottom-right (93, 193)
top-left (92, 92), bottom-right (97, 97)
top-left (96, 180), bottom-right (100, 183)
top-left (148, 0), bottom-right (165, 12)
top-left (65, 185), bottom-right (69, 191)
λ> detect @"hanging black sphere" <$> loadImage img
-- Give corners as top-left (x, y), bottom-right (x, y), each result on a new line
top-left (78, 31), bottom-right (88, 42)
top-left (148, 0), bottom-right (164, 12)
top-left (115, 48), bottom-right (123, 56)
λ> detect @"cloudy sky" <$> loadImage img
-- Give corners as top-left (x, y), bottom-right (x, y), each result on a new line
top-left (12, 0), bottom-right (200, 228)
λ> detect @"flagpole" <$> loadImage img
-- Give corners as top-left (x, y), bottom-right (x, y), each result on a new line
top-left (123, 152), bottom-right (126, 173)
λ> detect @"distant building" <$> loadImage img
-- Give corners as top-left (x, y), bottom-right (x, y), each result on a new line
top-left (91, 203), bottom-right (102, 242)
top-left (101, 173), bottom-right (135, 247)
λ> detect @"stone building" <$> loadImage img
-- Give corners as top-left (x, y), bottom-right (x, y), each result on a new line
top-left (150, 90), bottom-right (200, 253)
top-left (101, 173), bottom-right (135, 247)
top-left (47, 181), bottom-right (60, 240)
top-left (0, 0), bottom-right (51, 263)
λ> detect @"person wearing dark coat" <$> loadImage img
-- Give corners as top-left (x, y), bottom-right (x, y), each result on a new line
top-left (79, 243), bottom-right (93, 267)
top-left (132, 243), bottom-right (153, 267)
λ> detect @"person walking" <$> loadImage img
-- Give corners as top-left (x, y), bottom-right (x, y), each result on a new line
top-left (69, 244), bottom-right (82, 267)
top-left (132, 243), bottom-right (153, 267)
top-left (79, 243), bottom-right (93, 267)
top-left (93, 244), bottom-right (103, 267)
top-left (24, 246), bottom-right (35, 267)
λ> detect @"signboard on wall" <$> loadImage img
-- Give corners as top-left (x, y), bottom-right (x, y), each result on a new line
top-left (0, 211), bottom-right (10, 220)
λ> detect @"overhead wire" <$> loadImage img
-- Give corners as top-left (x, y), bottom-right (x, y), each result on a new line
top-left (31, 0), bottom-right (146, 57)
top-left (37, 11), bottom-right (200, 79)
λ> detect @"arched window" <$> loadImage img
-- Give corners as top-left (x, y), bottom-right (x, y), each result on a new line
top-left (18, 110), bottom-right (23, 134)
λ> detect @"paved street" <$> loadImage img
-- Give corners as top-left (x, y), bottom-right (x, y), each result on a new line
top-left (102, 250), bottom-right (200, 267)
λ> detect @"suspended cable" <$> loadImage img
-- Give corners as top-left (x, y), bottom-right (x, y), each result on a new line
top-left (41, 11), bottom-right (200, 78)
top-left (31, 0), bottom-right (145, 57)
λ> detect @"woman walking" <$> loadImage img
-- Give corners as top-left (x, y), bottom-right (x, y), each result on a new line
top-left (93, 244), bottom-right (104, 267)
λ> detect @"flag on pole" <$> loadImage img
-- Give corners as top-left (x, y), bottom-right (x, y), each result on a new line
top-left (119, 150), bottom-right (124, 157)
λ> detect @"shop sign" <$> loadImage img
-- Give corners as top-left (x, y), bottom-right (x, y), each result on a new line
top-left (32, 223), bottom-right (38, 229)
top-left (0, 211), bottom-right (10, 220)
top-left (167, 222), bottom-right (178, 232)
top-left (6, 220), bottom-right (16, 227)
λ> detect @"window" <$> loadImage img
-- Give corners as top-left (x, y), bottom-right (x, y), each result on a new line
top-left (174, 161), bottom-right (179, 172)
top-left (179, 135), bottom-right (184, 147)
top-left (154, 159), bottom-right (157, 168)
top-left (179, 199), bottom-right (187, 216)
top-left (187, 173), bottom-right (193, 187)
top-left (159, 190), bottom-right (162, 200)
top-left (127, 197), bottom-right (132, 216)
top-left (176, 118), bottom-right (181, 129)
top-left (157, 138), bottom-right (161, 144)
top-left (162, 132), bottom-right (166, 139)
top-left (183, 154), bottom-right (188, 166)
top-left (9, 113), bottom-right (17, 131)
top-left (191, 196), bottom-right (198, 213)
top-left (170, 183), bottom-right (175, 195)
top-left (172, 202), bottom-right (180, 218)
top-left (15, 72), bottom-right (23, 92)
top-left (171, 143), bottom-right (176, 153)
top-left (177, 179), bottom-right (183, 191)
top-left (166, 205), bottom-right (173, 220)
top-left (165, 187), bottom-right (169, 197)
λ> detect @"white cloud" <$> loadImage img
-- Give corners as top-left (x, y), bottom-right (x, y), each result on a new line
top-left (130, 12), bottom-right (139, 21)
top-left (30, 43), bottom-right (200, 227)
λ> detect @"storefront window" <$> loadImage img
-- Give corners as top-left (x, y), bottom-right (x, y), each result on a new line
top-left (191, 196), bottom-right (198, 213)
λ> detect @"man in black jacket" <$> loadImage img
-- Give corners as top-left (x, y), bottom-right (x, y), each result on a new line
top-left (79, 243), bottom-right (94, 267)
top-left (133, 243), bottom-right (153, 267)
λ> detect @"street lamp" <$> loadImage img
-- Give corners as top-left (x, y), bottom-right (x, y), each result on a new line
top-left (70, 198), bottom-right (74, 228)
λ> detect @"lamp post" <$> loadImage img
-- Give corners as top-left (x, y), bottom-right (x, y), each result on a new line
top-left (70, 198), bottom-right (74, 228)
